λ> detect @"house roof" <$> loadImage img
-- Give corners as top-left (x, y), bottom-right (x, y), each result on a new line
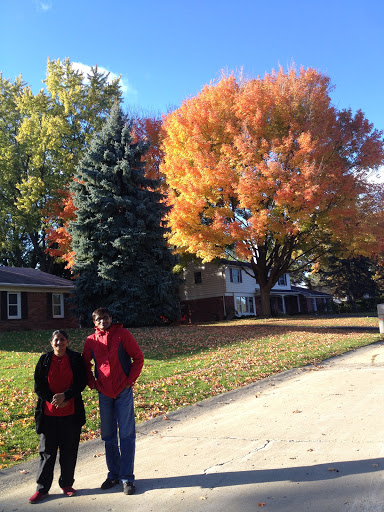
top-left (252, 285), bottom-right (332, 299)
top-left (220, 259), bottom-right (252, 268)
top-left (0, 267), bottom-right (74, 289)
top-left (289, 286), bottom-right (332, 298)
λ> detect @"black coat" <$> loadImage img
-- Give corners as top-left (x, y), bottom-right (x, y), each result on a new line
top-left (34, 348), bottom-right (87, 434)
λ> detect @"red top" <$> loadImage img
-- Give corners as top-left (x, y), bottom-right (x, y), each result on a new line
top-left (44, 354), bottom-right (75, 416)
top-left (83, 323), bottom-right (144, 398)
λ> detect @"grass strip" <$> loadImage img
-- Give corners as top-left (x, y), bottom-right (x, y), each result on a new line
top-left (0, 314), bottom-right (381, 469)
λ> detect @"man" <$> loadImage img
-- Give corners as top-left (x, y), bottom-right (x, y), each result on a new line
top-left (82, 307), bottom-right (144, 495)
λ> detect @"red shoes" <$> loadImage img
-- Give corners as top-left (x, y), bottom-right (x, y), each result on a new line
top-left (29, 491), bottom-right (48, 504)
top-left (61, 486), bottom-right (77, 496)
top-left (29, 486), bottom-right (76, 504)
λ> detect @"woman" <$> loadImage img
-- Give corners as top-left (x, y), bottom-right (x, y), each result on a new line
top-left (29, 330), bottom-right (87, 504)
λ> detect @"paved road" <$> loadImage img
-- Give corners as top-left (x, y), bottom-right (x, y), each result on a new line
top-left (1, 341), bottom-right (384, 511)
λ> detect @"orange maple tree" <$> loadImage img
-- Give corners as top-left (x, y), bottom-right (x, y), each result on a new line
top-left (130, 114), bottom-right (165, 183)
top-left (45, 188), bottom-right (77, 270)
top-left (161, 67), bottom-right (384, 316)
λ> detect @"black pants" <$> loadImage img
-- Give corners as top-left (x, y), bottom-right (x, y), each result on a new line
top-left (36, 415), bottom-right (81, 493)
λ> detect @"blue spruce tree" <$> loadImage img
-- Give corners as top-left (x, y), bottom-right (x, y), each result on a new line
top-left (70, 103), bottom-right (180, 326)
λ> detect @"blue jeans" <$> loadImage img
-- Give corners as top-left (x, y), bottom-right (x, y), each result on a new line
top-left (98, 386), bottom-right (136, 482)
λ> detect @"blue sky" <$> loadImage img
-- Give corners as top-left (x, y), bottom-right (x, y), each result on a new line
top-left (1, 0), bottom-right (383, 177)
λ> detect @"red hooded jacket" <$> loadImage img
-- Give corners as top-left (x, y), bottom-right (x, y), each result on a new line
top-left (83, 323), bottom-right (144, 398)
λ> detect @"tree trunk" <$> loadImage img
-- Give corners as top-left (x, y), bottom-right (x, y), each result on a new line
top-left (28, 231), bottom-right (53, 273)
top-left (259, 284), bottom-right (272, 317)
top-left (350, 295), bottom-right (358, 313)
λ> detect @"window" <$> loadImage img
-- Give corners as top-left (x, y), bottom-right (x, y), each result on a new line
top-left (8, 292), bottom-right (21, 319)
top-left (194, 272), bottom-right (202, 284)
top-left (235, 296), bottom-right (255, 315)
top-left (230, 268), bottom-right (242, 283)
top-left (278, 274), bottom-right (287, 286)
top-left (52, 293), bottom-right (64, 318)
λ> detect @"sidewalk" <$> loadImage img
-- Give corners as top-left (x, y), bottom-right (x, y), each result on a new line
top-left (1, 341), bottom-right (384, 512)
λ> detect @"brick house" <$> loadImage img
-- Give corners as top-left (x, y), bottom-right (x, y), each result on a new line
top-left (0, 267), bottom-right (78, 332)
top-left (179, 260), bottom-right (333, 323)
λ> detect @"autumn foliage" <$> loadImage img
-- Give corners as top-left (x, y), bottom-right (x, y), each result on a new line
top-left (45, 188), bottom-right (77, 269)
top-left (161, 67), bottom-right (384, 315)
top-left (130, 114), bottom-right (164, 182)
top-left (0, 59), bottom-right (121, 272)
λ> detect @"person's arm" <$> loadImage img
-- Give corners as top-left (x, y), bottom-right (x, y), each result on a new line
top-left (65, 351), bottom-right (87, 395)
top-left (82, 338), bottom-right (97, 389)
top-left (122, 331), bottom-right (144, 386)
top-left (34, 354), bottom-right (53, 402)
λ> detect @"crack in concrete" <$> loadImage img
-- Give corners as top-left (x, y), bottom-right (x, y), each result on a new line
top-left (203, 440), bottom-right (272, 474)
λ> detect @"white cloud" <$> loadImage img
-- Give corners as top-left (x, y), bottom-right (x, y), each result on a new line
top-left (367, 166), bottom-right (384, 184)
top-left (35, 0), bottom-right (52, 11)
top-left (72, 62), bottom-right (137, 101)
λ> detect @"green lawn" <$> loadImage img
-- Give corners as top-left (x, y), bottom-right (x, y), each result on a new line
top-left (0, 314), bottom-right (382, 469)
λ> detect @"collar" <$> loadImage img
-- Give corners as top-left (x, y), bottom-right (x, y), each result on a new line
top-left (95, 323), bottom-right (123, 334)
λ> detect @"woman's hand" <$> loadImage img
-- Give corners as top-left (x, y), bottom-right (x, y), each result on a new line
top-left (51, 393), bottom-right (66, 408)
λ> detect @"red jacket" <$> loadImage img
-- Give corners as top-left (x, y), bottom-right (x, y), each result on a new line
top-left (83, 323), bottom-right (144, 398)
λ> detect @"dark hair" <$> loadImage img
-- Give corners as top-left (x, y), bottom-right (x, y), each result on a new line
top-left (51, 329), bottom-right (69, 341)
top-left (92, 307), bottom-right (112, 322)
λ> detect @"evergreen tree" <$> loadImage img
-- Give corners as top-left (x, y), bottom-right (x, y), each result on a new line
top-left (319, 256), bottom-right (377, 312)
top-left (70, 104), bottom-right (180, 326)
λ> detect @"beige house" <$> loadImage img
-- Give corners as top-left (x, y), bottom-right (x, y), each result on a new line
top-left (179, 260), bottom-right (332, 323)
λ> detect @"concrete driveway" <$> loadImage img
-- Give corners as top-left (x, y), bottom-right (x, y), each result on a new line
top-left (1, 341), bottom-right (384, 512)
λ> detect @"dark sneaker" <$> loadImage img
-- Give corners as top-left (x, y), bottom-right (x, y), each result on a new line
top-left (123, 481), bottom-right (136, 495)
top-left (101, 477), bottom-right (120, 490)
top-left (29, 491), bottom-right (48, 504)
top-left (61, 486), bottom-right (76, 496)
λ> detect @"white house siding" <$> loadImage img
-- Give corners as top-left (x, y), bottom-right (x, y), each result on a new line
top-left (273, 273), bottom-right (292, 290)
top-left (224, 266), bottom-right (257, 294)
top-left (223, 266), bottom-right (257, 316)
top-left (179, 262), bottom-right (226, 300)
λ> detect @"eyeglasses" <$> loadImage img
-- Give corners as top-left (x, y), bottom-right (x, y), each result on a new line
top-left (95, 316), bottom-right (111, 323)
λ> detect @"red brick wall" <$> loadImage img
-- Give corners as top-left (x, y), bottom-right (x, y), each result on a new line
top-left (0, 292), bottom-right (78, 332)
top-left (181, 294), bottom-right (331, 322)
top-left (181, 296), bottom-right (233, 323)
